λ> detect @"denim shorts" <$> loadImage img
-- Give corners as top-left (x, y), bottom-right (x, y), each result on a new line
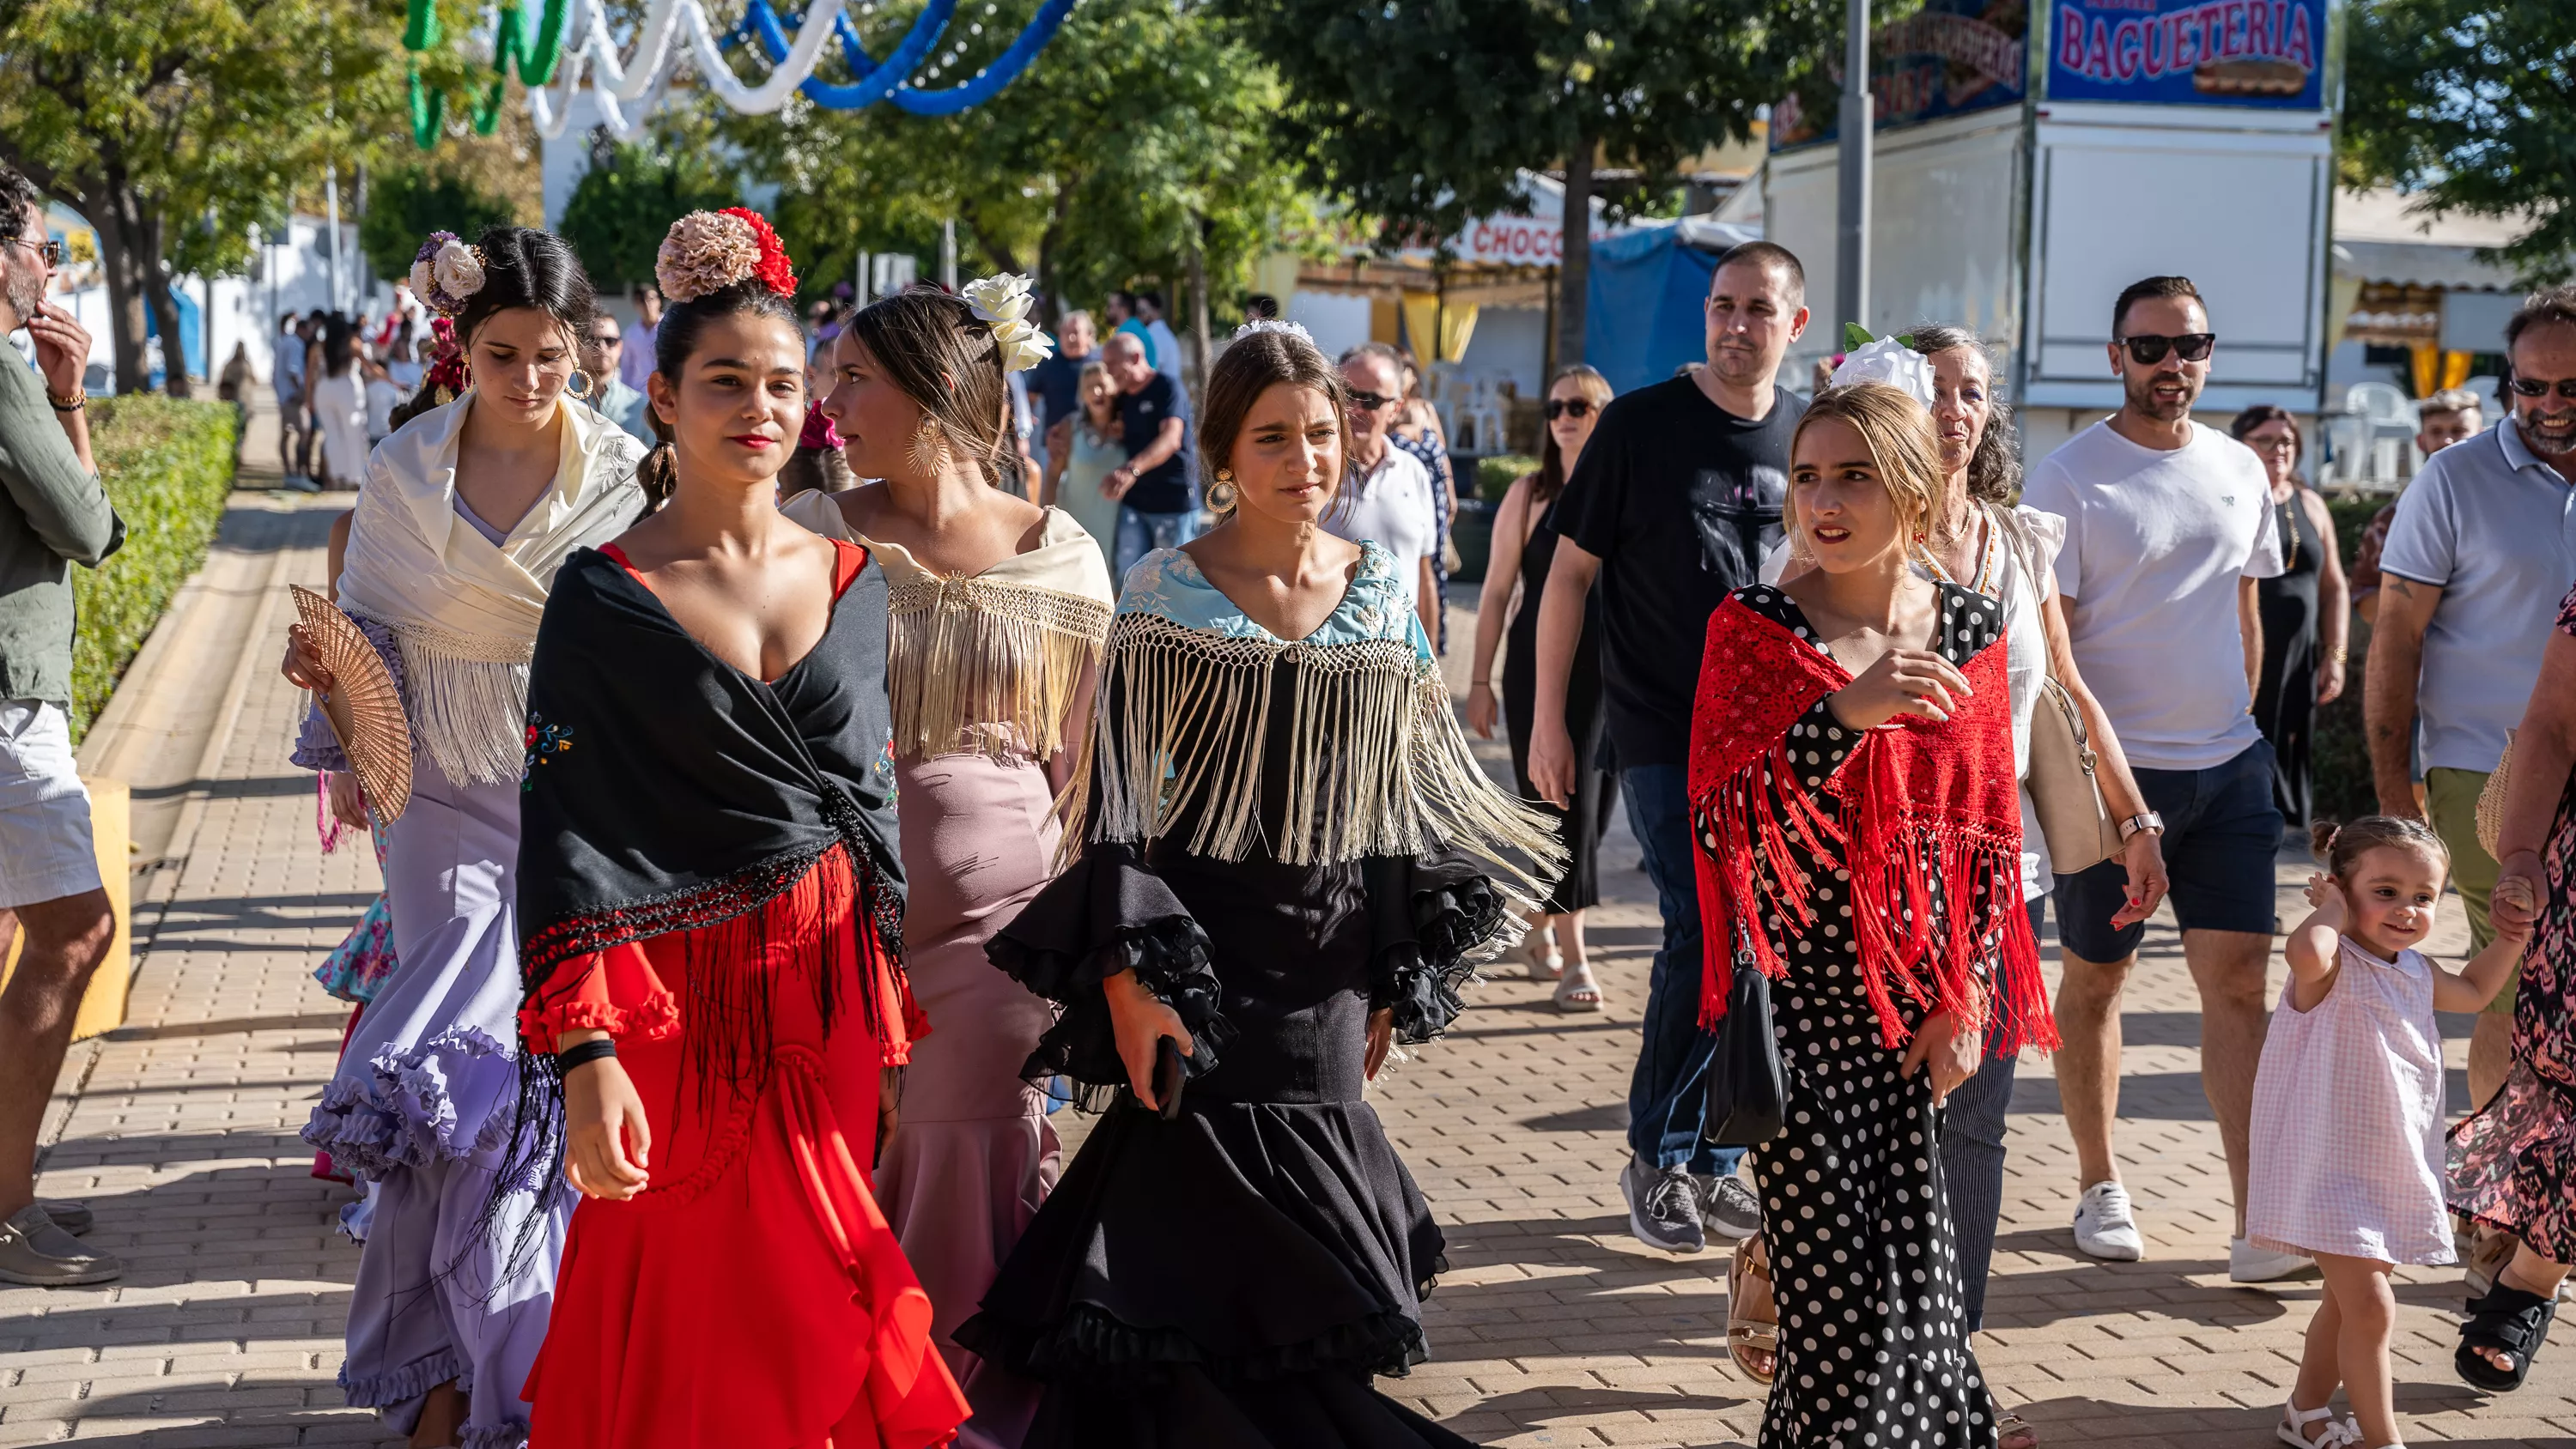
top-left (2055, 738), bottom-right (2281, 962)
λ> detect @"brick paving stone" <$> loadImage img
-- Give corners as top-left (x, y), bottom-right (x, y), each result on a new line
top-left (6, 549), bottom-right (2572, 1449)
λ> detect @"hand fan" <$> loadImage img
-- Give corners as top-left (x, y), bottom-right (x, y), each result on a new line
top-left (291, 585), bottom-right (414, 824)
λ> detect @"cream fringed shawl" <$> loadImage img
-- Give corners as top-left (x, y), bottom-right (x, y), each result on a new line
top-left (1063, 543), bottom-right (1566, 901)
top-left (781, 492), bottom-right (1115, 762)
top-left (337, 394), bottom-right (647, 786)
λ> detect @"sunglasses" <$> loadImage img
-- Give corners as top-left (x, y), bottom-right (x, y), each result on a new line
top-left (2507, 377), bottom-right (2576, 401)
top-left (4, 236), bottom-right (64, 267)
top-left (591, 333), bottom-right (623, 347)
top-left (2118, 332), bottom-right (2215, 365)
top-left (1346, 390), bottom-right (1399, 411)
top-left (1546, 398), bottom-right (1595, 421)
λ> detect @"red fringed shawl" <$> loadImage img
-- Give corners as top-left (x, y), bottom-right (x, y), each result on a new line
top-left (1686, 594), bottom-right (2056, 1055)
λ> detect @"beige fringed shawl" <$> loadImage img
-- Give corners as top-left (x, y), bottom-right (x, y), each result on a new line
top-left (781, 493), bottom-right (1115, 762)
top-left (1061, 543), bottom-right (1565, 900)
top-left (337, 394), bottom-right (647, 787)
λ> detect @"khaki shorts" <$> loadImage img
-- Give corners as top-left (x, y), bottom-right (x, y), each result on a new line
top-left (0, 700), bottom-right (100, 910)
top-left (2425, 766), bottom-right (2517, 1015)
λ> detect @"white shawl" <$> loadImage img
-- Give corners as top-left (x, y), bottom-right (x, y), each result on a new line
top-left (338, 393), bottom-right (648, 786)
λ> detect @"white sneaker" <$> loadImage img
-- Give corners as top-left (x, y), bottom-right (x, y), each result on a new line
top-left (2231, 1235), bottom-right (2317, 1283)
top-left (2072, 1180), bottom-right (2144, 1261)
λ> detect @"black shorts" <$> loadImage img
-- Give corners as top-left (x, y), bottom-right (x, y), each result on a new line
top-left (2054, 739), bottom-right (2281, 962)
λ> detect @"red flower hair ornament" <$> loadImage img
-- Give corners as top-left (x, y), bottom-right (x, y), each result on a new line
top-left (654, 208), bottom-right (799, 303)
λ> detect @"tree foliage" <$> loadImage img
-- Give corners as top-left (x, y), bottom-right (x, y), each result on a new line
top-left (2341, 0), bottom-right (2575, 284)
top-left (557, 133), bottom-right (744, 292)
top-left (1220, 0), bottom-right (1838, 363)
top-left (0, 0), bottom-right (449, 392)
top-left (358, 165), bottom-right (519, 281)
top-left (734, 0), bottom-right (1304, 330)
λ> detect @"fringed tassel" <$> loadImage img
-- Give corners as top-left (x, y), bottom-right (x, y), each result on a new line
top-left (884, 579), bottom-right (1108, 763)
top-left (1078, 615), bottom-right (1285, 862)
top-left (1692, 742), bottom-right (1844, 1028)
top-left (1406, 672), bottom-right (1569, 900)
top-left (391, 628), bottom-right (532, 787)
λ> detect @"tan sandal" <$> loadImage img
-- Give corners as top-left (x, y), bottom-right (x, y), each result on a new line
top-left (1997, 1410), bottom-right (2039, 1449)
top-left (1728, 1234), bottom-right (1777, 1384)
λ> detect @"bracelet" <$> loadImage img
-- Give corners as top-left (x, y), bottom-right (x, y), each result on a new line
top-left (555, 1038), bottom-right (618, 1073)
top-left (1471, 678), bottom-right (1491, 687)
top-left (46, 388), bottom-right (83, 413)
top-left (2327, 646), bottom-right (2348, 663)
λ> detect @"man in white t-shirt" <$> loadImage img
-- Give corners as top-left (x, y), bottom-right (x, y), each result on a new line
top-left (2020, 275), bottom-right (2294, 1282)
top-left (1327, 343), bottom-right (1439, 641)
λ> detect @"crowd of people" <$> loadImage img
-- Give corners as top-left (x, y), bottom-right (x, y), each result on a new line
top-left (0, 155), bottom-right (2568, 1449)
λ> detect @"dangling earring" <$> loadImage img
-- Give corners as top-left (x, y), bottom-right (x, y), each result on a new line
top-left (908, 415), bottom-right (949, 476)
top-left (566, 369), bottom-right (594, 400)
top-left (1207, 468), bottom-right (1238, 513)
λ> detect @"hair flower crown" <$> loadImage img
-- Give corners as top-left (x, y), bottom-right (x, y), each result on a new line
top-left (1831, 325), bottom-right (1936, 409)
top-left (656, 208), bottom-right (798, 304)
top-left (1232, 318), bottom-right (1315, 345)
top-left (960, 272), bottom-right (1052, 373)
top-left (409, 232), bottom-right (488, 317)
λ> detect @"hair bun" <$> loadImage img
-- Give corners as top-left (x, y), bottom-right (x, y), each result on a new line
top-left (655, 209), bottom-right (797, 304)
top-left (2307, 819), bottom-right (2340, 861)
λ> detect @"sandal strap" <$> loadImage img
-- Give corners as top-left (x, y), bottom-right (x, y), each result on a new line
top-left (2464, 1284), bottom-right (2556, 1353)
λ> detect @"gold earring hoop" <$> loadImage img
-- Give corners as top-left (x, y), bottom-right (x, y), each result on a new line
top-left (566, 369), bottom-right (594, 400)
top-left (908, 415), bottom-right (949, 476)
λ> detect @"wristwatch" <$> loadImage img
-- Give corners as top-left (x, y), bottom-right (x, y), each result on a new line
top-left (2118, 811), bottom-right (2166, 840)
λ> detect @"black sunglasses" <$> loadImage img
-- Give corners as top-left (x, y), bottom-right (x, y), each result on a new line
top-left (2118, 332), bottom-right (2215, 365)
top-left (2507, 376), bottom-right (2576, 401)
top-left (1546, 398), bottom-right (1595, 421)
top-left (1346, 390), bottom-right (1399, 411)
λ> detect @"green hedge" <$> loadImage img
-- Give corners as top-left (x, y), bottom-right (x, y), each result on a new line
top-left (69, 397), bottom-right (240, 743)
top-left (1477, 453), bottom-right (1539, 503)
top-left (2311, 493), bottom-right (2398, 827)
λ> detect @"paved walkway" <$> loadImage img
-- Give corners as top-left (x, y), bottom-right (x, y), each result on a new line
top-left (2, 494), bottom-right (2569, 1444)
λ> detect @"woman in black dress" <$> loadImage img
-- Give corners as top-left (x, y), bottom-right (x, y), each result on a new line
top-left (1467, 364), bottom-right (1617, 1011)
top-left (957, 322), bottom-right (1563, 1447)
top-left (1690, 381), bottom-right (2055, 1449)
top-left (2232, 405), bottom-right (2348, 830)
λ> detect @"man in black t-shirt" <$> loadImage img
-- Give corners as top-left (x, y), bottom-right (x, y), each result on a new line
top-left (1532, 241), bottom-right (1809, 1255)
top-left (1025, 308), bottom-right (1097, 438)
top-left (1103, 330), bottom-right (1192, 579)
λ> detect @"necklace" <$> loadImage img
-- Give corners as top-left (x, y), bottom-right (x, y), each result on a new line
top-left (1917, 506), bottom-right (1999, 598)
top-left (2275, 491), bottom-right (2299, 572)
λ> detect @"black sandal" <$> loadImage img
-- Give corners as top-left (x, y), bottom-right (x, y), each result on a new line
top-left (2457, 1282), bottom-right (2556, 1391)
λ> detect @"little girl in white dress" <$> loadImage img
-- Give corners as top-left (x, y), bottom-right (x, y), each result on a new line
top-left (2249, 816), bottom-right (2530, 1449)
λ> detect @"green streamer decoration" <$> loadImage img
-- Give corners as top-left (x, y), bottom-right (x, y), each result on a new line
top-left (406, 0), bottom-right (569, 149)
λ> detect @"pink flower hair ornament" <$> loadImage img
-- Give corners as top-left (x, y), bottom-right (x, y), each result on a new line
top-left (655, 208), bottom-right (798, 304)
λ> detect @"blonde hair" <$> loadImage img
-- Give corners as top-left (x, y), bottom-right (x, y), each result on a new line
top-left (1787, 381), bottom-right (1943, 543)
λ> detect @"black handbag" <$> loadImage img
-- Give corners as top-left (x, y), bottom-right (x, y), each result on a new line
top-left (1702, 957), bottom-right (1785, 1146)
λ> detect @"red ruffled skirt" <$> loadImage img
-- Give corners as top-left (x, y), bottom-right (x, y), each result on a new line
top-left (521, 846), bottom-right (967, 1448)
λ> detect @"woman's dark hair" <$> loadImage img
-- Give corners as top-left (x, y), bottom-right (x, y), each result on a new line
top-left (1199, 327), bottom-right (1352, 515)
top-left (387, 225), bottom-right (600, 433)
top-left (635, 276), bottom-right (805, 509)
top-left (2311, 815), bottom-right (2448, 882)
top-left (322, 316), bottom-right (357, 378)
top-left (836, 285), bottom-right (1012, 490)
top-left (2230, 403), bottom-right (2304, 464)
top-left (1910, 323), bottom-right (2022, 504)
top-left (1528, 364), bottom-right (1612, 507)
top-left (778, 441), bottom-right (856, 499)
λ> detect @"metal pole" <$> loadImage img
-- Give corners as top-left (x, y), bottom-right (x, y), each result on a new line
top-left (939, 219), bottom-right (957, 292)
top-left (1835, 0), bottom-right (1872, 337)
top-left (325, 162), bottom-right (343, 314)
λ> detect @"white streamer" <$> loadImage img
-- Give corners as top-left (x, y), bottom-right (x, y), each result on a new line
top-left (523, 0), bottom-right (856, 140)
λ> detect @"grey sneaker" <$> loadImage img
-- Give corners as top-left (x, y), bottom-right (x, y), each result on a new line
top-left (0, 1204), bottom-right (121, 1286)
top-left (38, 1200), bottom-right (90, 1236)
top-left (1621, 1155), bottom-right (1706, 1254)
top-left (1698, 1173), bottom-right (1762, 1241)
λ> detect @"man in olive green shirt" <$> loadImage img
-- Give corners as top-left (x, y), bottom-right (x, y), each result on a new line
top-left (0, 163), bottom-right (128, 1288)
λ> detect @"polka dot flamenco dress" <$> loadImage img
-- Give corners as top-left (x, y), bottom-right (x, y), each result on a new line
top-left (1693, 583), bottom-right (2024, 1449)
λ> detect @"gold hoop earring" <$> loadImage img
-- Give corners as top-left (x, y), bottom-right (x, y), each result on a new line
top-left (566, 369), bottom-right (594, 401)
top-left (908, 415), bottom-right (949, 476)
top-left (1207, 467), bottom-right (1238, 513)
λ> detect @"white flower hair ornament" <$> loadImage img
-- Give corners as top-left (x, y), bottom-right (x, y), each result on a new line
top-left (1231, 318), bottom-right (1315, 345)
top-left (408, 233), bottom-right (488, 317)
top-left (1830, 326), bottom-right (1937, 410)
top-left (961, 272), bottom-right (1053, 373)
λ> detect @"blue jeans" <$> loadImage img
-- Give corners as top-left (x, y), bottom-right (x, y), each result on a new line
top-left (1621, 763), bottom-right (1745, 1179)
top-left (1114, 506), bottom-right (1202, 584)
top-left (1939, 894), bottom-right (2047, 1333)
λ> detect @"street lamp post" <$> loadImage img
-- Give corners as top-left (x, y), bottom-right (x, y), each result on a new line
top-left (1836, 0), bottom-right (1871, 339)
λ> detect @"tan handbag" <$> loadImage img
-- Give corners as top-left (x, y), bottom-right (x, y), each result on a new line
top-left (2028, 675), bottom-right (2123, 875)
top-left (2476, 731), bottom-right (2514, 860)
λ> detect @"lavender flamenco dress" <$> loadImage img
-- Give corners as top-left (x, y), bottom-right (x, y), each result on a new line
top-left (783, 493), bottom-right (1115, 1448)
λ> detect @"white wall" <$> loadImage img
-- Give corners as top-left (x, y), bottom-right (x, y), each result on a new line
top-left (1455, 304), bottom-right (1546, 397)
top-left (1287, 289), bottom-right (1372, 362)
top-left (51, 214), bottom-right (368, 387)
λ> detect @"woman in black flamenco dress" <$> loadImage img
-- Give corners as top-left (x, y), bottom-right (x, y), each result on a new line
top-left (956, 323), bottom-right (1562, 1447)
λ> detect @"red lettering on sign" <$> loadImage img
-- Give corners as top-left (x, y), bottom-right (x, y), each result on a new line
top-left (2087, 16), bottom-right (2116, 77)
top-left (2059, 5), bottom-right (2087, 71)
top-left (2113, 18), bottom-right (2142, 76)
top-left (2287, 1), bottom-right (2313, 67)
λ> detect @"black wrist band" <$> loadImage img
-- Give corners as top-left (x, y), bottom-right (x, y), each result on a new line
top-left (556, 1038), bottom-right (618, 1072)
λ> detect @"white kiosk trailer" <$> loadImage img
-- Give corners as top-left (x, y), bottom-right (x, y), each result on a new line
top-left (1765, 0), bottom-right (2339, 457)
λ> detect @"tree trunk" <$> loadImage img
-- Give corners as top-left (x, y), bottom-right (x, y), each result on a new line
top-left (143, 241), bottom-right (192, 399)
top-left (1185, 218), bottom-right (1212, 402)
top-left (82, 178), bottom-right (155, 396)
top-left (1555, 128), bottom-right (1595, 369)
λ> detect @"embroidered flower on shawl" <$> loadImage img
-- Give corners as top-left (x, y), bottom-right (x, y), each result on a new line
top-left (655, 208), bottom-right (797, 303)
top-left (522, 714), bottom-right (573, 791)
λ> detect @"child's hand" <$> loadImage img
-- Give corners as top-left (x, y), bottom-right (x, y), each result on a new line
top-left (2491, 877), bottom-right (2537, 945)
top-left (2301, 871), bottom-right (2344, 916)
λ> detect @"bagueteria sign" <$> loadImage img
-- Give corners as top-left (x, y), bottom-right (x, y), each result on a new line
top-left (2046, 0), bottom-right (2324, 109)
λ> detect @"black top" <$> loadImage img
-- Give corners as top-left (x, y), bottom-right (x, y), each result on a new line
top-left (1116, 372), bottom-right (1189, 514)
top-left (1027, 349), bottom-right (1089, 433)
top-left (1552, 376), bottom-right (1803, 767)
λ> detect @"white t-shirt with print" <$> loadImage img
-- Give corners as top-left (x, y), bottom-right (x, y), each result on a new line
top-left (1326, 446), bottom-right (1438, 614)
top-left (2022, 419), bottom-right (2284, 773)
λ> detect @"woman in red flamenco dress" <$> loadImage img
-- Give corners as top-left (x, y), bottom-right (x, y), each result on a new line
top-left (500, 209), bottom-right (967, 1448)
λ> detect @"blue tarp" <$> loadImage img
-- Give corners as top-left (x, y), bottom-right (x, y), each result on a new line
top-left (1584, 225), bottom-right (1719, 397)
top-left (142, 288), bottom-right (204, 381)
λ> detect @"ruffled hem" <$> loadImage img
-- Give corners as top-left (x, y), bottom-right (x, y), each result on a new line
top-left (521, 989), bottom-right (682, 1048)
top-left (1372, 858), bottom-right (1516, 1046)
top-left (459, 1423), bottom-right (529, 1449)
top-left (339, 1347), bottom-right (463, 1408)
top-left (2447, 1059), bottom-right (2576, 1260)
top-left (301, 1027), bottom-right (524, 1183)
